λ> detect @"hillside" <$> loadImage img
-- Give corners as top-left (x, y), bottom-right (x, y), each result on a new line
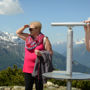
top-left (52, 40), bottom-right (90, 68)
top-left (52, 51), bottom-right (90, 73)
top-left (0, 31), bottom-right (90, 73)
top-left (0, 42), bottom-right (90, 74)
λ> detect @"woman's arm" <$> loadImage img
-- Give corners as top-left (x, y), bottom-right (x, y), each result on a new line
top-left (84, 21), bottom-right (90, 51)
top-left (45, 37), bottom-right (53, 55)
top-left (16, 25), bottom-right (29, 41)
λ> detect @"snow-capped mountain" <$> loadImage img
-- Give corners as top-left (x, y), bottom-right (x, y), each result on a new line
top-left (52, 39), bottom-right (90, 68)
top-left (0, 31), bottom-right (25, 70)
top-left (53, 38), bottom-right (85, 46)
top-left (0, 31), bottom-right (24, 44)
top-left (74, 38), bottom-right (85, 45)
top-left (52, 41), bottom-right (67, 55)
top-left (52, 39), bottom-right (85, 54)
top-left (0, 31), bottom-right (90, 73)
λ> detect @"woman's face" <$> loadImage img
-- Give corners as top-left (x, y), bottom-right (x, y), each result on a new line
top-left (29, 24), bottom-right (39, 36)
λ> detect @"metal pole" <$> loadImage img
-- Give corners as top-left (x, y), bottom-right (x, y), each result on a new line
top-left (51, 22), bottom-right (86, 26)
top-left (66, 26), bottom-right (73, 76)
top-left (51, 21), bottom-right (88, 90)
top-left (66, 26), bottom-right (73, 90)
top-left (67, 80), bottom-right (72, 90)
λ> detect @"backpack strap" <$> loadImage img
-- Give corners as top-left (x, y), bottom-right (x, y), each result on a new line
top-left (43, 36), bottom-right (47, 49)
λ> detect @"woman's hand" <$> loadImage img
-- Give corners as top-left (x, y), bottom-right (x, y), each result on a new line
top-left (35, 50), bottom-right (42, 56)
top-left (24, 24), bottom-right (29, 29)
top-left (84, 20), bottom-right (90, 32)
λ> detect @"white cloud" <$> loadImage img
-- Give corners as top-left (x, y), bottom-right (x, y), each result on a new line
top-left (0, 0), bottom-right (24, 15)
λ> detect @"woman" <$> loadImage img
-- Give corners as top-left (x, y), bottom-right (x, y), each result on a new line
top-left (84, 20), bottom-right (90, 51)
top-left (16, 21), bottom-right (53, 90)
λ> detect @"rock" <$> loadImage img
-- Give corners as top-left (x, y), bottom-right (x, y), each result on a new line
top-left (0, 87), bottom-right (4, 90)
top-left (4, 87), bottom-right (11, 90)
top-left (46, 81), bottom-right (54, 86)
top-left (48, 86), bottom-right (56, 89)
top-left (53, 84), bottom-right (59, 88)
top-left (0, 86), bottom-right (12, 90)
top-left (0, 85), bottom-right (81, 90)
top-left (12, 86), bottom-right (25, 90)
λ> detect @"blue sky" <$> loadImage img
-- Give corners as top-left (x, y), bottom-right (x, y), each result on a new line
top-left (0, 0), bottom-right (90, 44)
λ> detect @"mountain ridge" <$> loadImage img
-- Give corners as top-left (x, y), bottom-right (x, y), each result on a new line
top-left (0, 31), bottom-right (90, 74)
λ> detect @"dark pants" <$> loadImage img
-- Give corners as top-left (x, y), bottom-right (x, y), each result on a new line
top-left (24, 73), bottom-right (43, 90)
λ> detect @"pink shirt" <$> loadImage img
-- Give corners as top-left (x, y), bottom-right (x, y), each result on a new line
top-left (23, 41), bottom-right (44, 73)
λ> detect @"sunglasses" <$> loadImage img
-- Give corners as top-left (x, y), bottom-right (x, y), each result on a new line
top-left (29, 28), bottom-right (37, 31)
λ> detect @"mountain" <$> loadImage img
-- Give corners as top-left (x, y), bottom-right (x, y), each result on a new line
top-left (73, 44), bottom-right (90, 68)
top-left (0, 31), bottom-right (90, 74)
top-left (52, 51), bottom-right (90, 73)
top-left (0, 45), bottom-right (24, 70)
top-left (52, 41), bottom-right (67, 55)
top-left (0, 31), bottom-right (24, 44)
top-left (52, 39), bottom-right (85, 55)
top-left (52, 39), bottom-right (90, 68)
top-left (0, 31), bottom-right (24, 70)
